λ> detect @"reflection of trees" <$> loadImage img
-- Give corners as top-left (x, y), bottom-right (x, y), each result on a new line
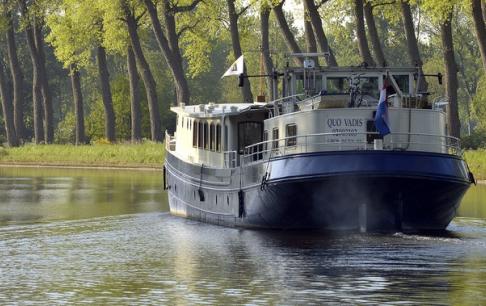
top-left (457, 186), bottom-right (486, 219)
top-left (0, 167), bottom-right (167, 224)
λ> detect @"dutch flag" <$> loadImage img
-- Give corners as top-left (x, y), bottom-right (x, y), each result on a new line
top-left (374, 86), bottom-right (391, 136)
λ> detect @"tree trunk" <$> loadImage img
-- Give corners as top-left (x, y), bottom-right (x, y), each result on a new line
top-left (260, 6), bottom-right (275, 101)
top-left (144, 0), bottom-right (191, 105)
top-left (303, 0), bottom-right (319, 66)
top-left (22, 19), bottom-right (44, 143)
top-left (70, 65), bottom-right (85, 145)
top-left (354, 0), bottom-right (375, 66)
top-left (34, 22), bottom-right (54, 144)
top-left (127, 46), bottom-right (141, 143)
top-left (440, 13), bottom-right (460, 138)
top-left (400, 0), bottom-right (427, 92)
top-left (472, 0), bottom-right (486, 73)
top-left (96, 46), bottom-right (116, 142)
top-left (303, 0), bottom-right (338, 66)
top-left (227, 0), bottom-right (253, 102)
top-left (363, 2), bottom-right (386, 66)
top-left (122, 0), bottom-right (162, 142)
top-left (273, 1), bottom-right (303, 66)
top-left (0, 60), bottom-right (19, 147)
top-left (482, 0), bottom-right (486, 23)
top-left (5, 13), bottom-right (25, 141)
top-left (162, 0), bottom-right (191, 105)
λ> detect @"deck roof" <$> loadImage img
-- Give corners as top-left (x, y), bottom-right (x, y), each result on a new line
top-left (170, 102), bottom-right (270, 118)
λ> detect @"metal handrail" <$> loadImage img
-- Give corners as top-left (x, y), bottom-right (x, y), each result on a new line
top-left (242, 132), bottom-right (461, 165)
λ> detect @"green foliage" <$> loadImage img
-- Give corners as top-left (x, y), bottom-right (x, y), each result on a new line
top-left (472, 75), bottom-right (486, 130)
top-left (464, 149), bottom-right (486, 180)
top-left (54, 111), bottom-right (76, 144)
top-left (462, 130), bottom-right (486, 149)
top-left (86, 75), bottom-right (151, 141)
top-left (46, 0), bottom-right (103, 69)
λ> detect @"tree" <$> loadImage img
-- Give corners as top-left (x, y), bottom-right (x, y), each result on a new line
top-left (273, 0), bottom-right (303, 65)
top-left (120, 0), bottom-right (162, 141)
top-left (226, 0), bottom-right (253, 102)
top-left (471, 0), bottom-right (486, 73)
top-left (34, 19), bottom-right (54, 143)
top-left (303, 0), bottom-right (338, 66)
top-left (3, 6), bottom-right (25, 141)
top-left (69, 64), bottom-right (85, 144)
top-left (260, 3), bottom-right (274, 100)
top-left (400, 0), bottom-right (428, 92)
top-left (127, 45), bottom-right (141, 142)
top-left (46, 0), bottom-right (116, 142)
top-left (97, 46), bottom-right (116, 142)
top-left (143, 0), bottom-right (195, 105)
top-left (354, 0), bottom-right (375, 66)
top-left (363, 1), bottom-right (386, 66)
top-left (441, 12), bottom-right (461, 138)
top-left (19, 0), bottom-right (45, 143)
top-left (422, 0), bottom-right (460, 137)
top-left (0, 56), bottom-right (19, 146)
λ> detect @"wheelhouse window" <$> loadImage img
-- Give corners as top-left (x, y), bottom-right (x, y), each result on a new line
top-left (204, 122), bottom-right (209, 150)
top-left (198, 121), bottom-right (204, 148)
top-left (286, 124), bottom-right (297, 147)
top-left (193, 120), bottom-right (198, 147)
top-left (391, 74), bottom-right (411, 94)
top-left (216, 124), bottom-right (221, 152)
top-left (210, 123), bottom-right (215, 151)
top-left (326, 77), bottom-right (350, 94)
top-left (272, 128), bottom-right (279, 149)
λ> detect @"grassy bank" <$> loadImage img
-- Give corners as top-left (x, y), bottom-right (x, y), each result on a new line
top-left (464, 150), bottom-right (486, 181)
top-left (0, 142), bottom-right (165, 169)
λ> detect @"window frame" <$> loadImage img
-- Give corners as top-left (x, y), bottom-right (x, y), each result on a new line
top-left (272, 128), bottom-right (279, 149)
top-left (286, 124), bottom-right (297, 147)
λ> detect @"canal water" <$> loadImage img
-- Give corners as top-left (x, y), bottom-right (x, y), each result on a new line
top-left (0, 167), bottom-right (485, 305)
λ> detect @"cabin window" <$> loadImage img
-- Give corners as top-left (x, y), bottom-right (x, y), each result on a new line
top-left (204, 122), bottom-right (209, 150)
top-left (210, 123), bottom-right (215, 151)
top-left (263, 130), bottom-right (268, 151)
top-left (286, 124), bottom-right (297, 147)
top-left (391, 74), bottom-right (410, 94)
top-left (198, 121), bottom-right (204, 148)
top-left (193, 120), bottom-right (198, 147)
top-left (238, 122), bottom-right (263, 154)
top-left (272, 128), bottom-right (279, 149)
top-left (326, 77), bottom-right (350, 94)
top-left (216, 124), bottom-right (221, 152)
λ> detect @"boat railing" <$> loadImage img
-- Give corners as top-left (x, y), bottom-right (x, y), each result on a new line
top-left (242, 132), bottom-right (461, 165)
top-left (165, 130), bottom-right (176, 152)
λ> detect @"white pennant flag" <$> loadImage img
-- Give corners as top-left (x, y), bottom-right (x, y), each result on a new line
top-left (221, 55), bottom-right (244, 79)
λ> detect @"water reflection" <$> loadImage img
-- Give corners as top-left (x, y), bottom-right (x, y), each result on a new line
top-left (458, 184), bottom-right (486, 219)
top-left (0, 167), bottom-right (485, 304)
top-left (0, 167), bottom-right (167, 225)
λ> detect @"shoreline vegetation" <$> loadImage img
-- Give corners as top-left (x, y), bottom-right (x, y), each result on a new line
top-left (0, 142), bottom-right (165, 170)
top-left (0, 144), bottom-right (485, 183)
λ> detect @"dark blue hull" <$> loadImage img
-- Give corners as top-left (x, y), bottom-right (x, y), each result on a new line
top-left (165, 150), bottom-right (472, 232)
